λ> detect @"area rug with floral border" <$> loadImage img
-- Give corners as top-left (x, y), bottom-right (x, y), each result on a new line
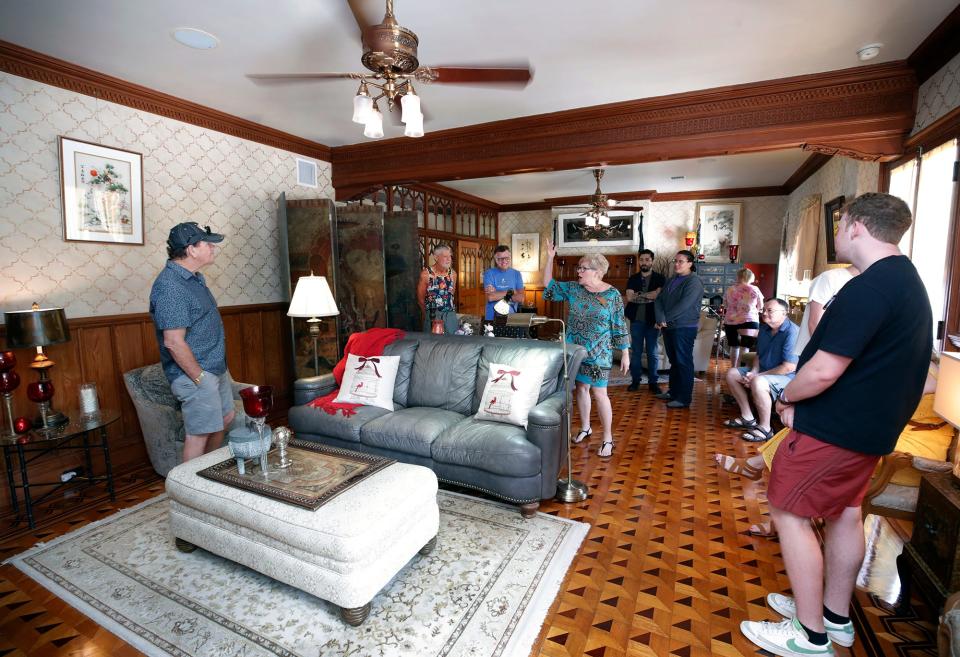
top-left (5, 491), bottom-right (588, 657)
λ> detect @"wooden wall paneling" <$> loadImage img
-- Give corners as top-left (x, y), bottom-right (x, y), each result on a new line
top-left (112, 321), bottom-right (149, 455)
top-left (140, 321), bottom-right (161, 364)
top-left (221, 313), bottom-right (245, 382)
top-left (241, 311), bottom-right (266, 386)
top-left (260, 310), bottom-right (291, 402)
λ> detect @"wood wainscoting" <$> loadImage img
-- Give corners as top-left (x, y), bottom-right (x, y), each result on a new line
top-left (521, 254), bottom-right (641, 320)
top-left (0, 302), bottom-right (293, 516)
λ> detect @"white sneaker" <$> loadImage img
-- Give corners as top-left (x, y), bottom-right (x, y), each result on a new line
top-left (740, 617), bottom-right (835, 657)
top-left (767, 593), bottom-right (856, 648)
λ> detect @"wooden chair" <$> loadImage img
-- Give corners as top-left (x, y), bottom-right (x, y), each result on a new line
top-left (862, 436), bottom-right (957, 521)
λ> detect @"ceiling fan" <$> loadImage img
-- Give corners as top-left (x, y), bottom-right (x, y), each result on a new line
top-left (247, 0), bottom-right (533, 139)
top-left (567, 169), bottom-right (644, 228)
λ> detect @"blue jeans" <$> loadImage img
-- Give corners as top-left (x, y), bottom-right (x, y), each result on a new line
top-left (662, 326), bottom-right (697, 405)
top-left (629, 321), bottom-right (660, 385)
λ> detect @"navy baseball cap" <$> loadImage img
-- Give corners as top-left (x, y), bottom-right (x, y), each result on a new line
top-left (167, 222), bottom-right (224, 250)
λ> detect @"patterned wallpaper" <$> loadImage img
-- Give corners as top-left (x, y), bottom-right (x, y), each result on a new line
top-left (913, 50), bottom-right (960, 134)
top-left (779, 157), bottom-right (880, 296)
top-left (0, 72), bottom-right (333, 319)
top-left (499, 196), bottom-right (787, 285)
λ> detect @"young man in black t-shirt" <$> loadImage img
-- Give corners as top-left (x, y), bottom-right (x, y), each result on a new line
top-left (624, 249), bottom-right (666, 393)
top-left (740, 193), bottom-right (932, 657)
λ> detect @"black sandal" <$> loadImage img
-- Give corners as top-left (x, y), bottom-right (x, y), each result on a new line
top-left (723, 416), bottom-right (757, 429)
top-left (598, 440), bottom-right (615, 459)
top-left (573, 427), bottom-right (592, 444)
top-left (741, 426), bottom-right (775, 442)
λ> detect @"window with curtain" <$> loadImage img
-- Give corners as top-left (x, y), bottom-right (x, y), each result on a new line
top-left (889, 139), bottom-right (959, 345)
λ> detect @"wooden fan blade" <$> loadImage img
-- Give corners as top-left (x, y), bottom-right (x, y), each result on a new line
top-left (417, 65), bottom-right (532, 87)
top-left (345, 0), bottom-right (378, 42)
top-left (246, 73), bottom-right (362, 83)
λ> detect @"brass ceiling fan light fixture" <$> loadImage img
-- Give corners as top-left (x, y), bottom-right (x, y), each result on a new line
top-left (247, 0), bottom-right (533, 139)
top-left (580, 169), bottom-right (618, 227)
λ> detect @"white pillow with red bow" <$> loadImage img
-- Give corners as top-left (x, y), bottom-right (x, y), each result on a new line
top-left (335, 353), bottom-right (401, 411)
top-left (475, 362), bottom-right (546, 428)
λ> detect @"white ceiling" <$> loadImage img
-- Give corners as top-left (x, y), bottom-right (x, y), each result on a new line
top-left (443, 150), bottom-right (811, 204)
top-left (0, 0), bottom-right (952, 203)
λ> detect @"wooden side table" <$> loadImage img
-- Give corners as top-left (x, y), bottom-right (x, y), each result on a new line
top-left (1, 410), bottom-right (119, 528)
top-left (898, 471), bottom-right (960, 613)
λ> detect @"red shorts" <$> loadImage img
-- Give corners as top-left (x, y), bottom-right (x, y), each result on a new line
top-left (768, 430), bottom-right (880, 519)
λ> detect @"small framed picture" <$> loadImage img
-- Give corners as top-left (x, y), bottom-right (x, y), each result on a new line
top-left (823, 196), bottom-right (845, 264)
top-left (58, 136), bottom-right (144, 245)
top-left (511, 233), bottom-right (540, 272)
top-left (695, 201), bottom-right (742, 263)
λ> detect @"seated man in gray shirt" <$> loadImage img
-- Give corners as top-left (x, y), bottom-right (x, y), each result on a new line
top-left (722, 298), bottom-right (799, 442)
top-left (149, 222), bottom-right (235, 463)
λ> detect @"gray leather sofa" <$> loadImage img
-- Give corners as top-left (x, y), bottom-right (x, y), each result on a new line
top-left (287, 332), bottom-right (586, 517)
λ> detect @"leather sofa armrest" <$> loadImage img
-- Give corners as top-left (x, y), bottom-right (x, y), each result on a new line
top-left (294, 374), bottom-right (337, 405)
top-left (528, 392), bottom-right (564, 429)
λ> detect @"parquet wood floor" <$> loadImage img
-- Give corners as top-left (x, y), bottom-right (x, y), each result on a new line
top-left (0, 363), bottom-right (936, 657)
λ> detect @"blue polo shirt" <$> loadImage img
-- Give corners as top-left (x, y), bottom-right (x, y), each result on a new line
top-left (757, 319), bottom-right (799, 372)
top-left (483, 267), bottom-right (525, 320)
top-left (149, 260), bottom-right (227, 383)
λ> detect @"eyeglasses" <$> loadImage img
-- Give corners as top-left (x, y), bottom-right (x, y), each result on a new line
top-left (494, 256), bottom-right (511, 262)
top-left (576, 266), bottom-right (595, 272)
top-left (672, 259), bottom-right (691, 264)
top-left (762, 307), bottom-right (786, 314)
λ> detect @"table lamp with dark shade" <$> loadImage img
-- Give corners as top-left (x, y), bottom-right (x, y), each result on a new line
top-left (4, 303), bottom-right (71, 429)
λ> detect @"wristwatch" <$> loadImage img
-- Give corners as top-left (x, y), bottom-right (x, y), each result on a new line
top-left (776, 388), bottom-right (791, 405)
top-left (192, 371), bottom-right (204, 385)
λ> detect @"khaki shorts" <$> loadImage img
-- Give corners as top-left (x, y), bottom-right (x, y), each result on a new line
top-left (171, 370), bottom-right (234, 436)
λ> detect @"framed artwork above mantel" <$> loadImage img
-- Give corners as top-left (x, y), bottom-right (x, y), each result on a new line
top-left (555, 211), bottom-right (640, 249)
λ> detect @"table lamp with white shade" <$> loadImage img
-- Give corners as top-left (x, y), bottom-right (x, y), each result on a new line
top-left (287, 274), bottom-right (339, 376)
top-left (933, 351), bottom-right (960, 483)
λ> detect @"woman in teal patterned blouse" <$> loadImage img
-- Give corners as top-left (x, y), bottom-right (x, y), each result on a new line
top-left (543, 241), bottom-right (630, 458)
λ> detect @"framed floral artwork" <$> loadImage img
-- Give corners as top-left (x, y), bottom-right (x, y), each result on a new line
top-left (58, 136), bottom-right (144, 245)
top-left (695, 201), bottom-right (742, 263)
top-left (511, 232), bottom-right (540, 271)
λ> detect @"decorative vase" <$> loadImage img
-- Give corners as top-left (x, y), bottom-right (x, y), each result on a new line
top-left (431, 318), bottom-right (445, 334)
top-left (728, 244), bottom-right (740, 263)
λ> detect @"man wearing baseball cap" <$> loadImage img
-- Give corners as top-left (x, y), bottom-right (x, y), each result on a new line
top-left (149, 221), bottom-right (234, 463)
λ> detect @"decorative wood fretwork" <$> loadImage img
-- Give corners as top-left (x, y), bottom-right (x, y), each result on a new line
top-left (332, 62), bottom-right (917, 189)
top-left (0, 40), bottom-right (331, 162)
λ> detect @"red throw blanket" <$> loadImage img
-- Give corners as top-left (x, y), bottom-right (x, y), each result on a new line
top-left (307, 327), bottom-right (406, 416)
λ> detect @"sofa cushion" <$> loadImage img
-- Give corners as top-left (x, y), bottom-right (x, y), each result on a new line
top-left (287, 404), bottom-right (390, 443)
top-left (431, 419), bottom-right (541, 478)
top-left (360, 407), bottom-right (466, 457)
top-left (383, 338), bottom-right (418, 408)
top-left (473, 340), bottom-right (563, 413)
top-left (406, 338), bottom-right (482, 414)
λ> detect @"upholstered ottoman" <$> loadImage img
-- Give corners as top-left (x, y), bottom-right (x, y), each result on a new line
top-left (164, 448), bottom-right (439, 625)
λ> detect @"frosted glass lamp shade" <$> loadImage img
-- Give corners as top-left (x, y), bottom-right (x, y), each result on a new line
top-left (598, 213), bottom-right (610, 227)
top-left (352, 94), bottom-right (373, 124)
top-left (404, 114), bottom-right (424, 138)
top-left (287, 275), bottom-right (339, 318)
top-left (935, 351), bottom-right (960, 429)
top-left (363, 107), bottom-right (384, 139)
top-left (400, 91), bottom-right (421, 124)
top-left (584, 214), bottom-right (596, 227)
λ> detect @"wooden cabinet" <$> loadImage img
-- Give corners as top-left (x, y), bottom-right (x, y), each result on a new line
top-left (698, 262), bottom-right (777, 299)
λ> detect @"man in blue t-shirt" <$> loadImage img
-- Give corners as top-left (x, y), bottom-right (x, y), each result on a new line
top-left (740, 193), bottom-right (932, 657)
top-left (721, 298), bottom-right (798, 442)
top-left (149, 222), bottom-right (235, 464)
top-left (483, 245), bottom-right (526, 320)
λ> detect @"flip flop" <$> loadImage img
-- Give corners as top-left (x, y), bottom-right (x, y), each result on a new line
top-left (714, 454), bottom-right (764, 481)
top-left (723, 416), bottom-right (757, 429)
top-left (741, 426), bottom-right (775, 442)
top-left (744, 522), bottom-right (778, 538)
top-left (598, 440), bottom-right (615, 459)
top-left (573, 427), bottom-right (592, 444)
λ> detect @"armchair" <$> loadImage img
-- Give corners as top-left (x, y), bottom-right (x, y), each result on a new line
top-left (123, 363), bottom-right (248, 477)
top-left (862, 443), bottom-right (955, 521)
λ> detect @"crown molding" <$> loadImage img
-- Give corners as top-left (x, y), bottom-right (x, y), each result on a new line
top-left (651, 186), bottom-right (786, 202)
top-left (904, 105), bottom-right (960, 151)
top-left (908, 3), bottom-right (960, 85)
top-left (332, 62), bottom-right (916, 189)
top-left (0, 40), bottom-right (332, 162)
top-left (783, 153), bottom-right (832, 192)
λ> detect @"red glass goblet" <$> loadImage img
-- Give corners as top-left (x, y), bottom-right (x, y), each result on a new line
top-left (0, 370), bottom-right (20, 394)
top-left (239, 386), bottom-right (274, 474)
top-left (728, 244), bottom-right (740, 263)
top-left (0, 351), bottom-right (15, 372)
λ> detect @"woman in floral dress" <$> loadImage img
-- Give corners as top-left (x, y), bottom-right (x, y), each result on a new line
top-left (543, 241), bottom-right (630, 458)
top-left (416, 244), bottom-right (459, 334)
top-left (722, 268), bottom-right (764, 368)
